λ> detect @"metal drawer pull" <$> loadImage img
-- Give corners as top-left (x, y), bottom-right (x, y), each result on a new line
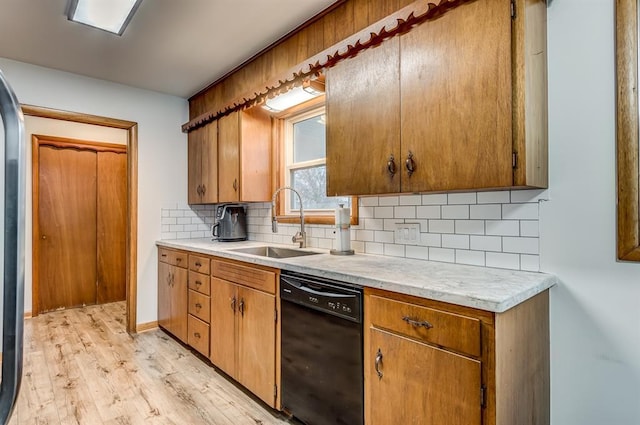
top-left (402, 316), bottom-right (433, 329)
top-left (195, 261), bottom-right (202, 267)
top-left (375, 348), bottom-right (383, 380)
top-left (195, 280), bottom-right (202, 286)
top-left (194, 332), bottom-right (201, 338)
top-left (230, 297), bottom-right (236, 312)
top-left (387, 154), bottom-right (396, 176)
top-left (239, 298), bottom-right (245, 316)
top-left (195, 303), bottom-right (202, 310)
top-left (405, 151), bottom-right (416, 177)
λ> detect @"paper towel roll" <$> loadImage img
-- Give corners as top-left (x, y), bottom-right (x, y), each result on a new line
top-left (334, 205), bottom-right (351, 252)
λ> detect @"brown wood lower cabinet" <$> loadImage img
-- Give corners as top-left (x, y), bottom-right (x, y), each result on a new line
top-left (157, 248), bottom-right (188, 343)
top-left (210, 259), bottom-right (279, 408)
top-left (364, 288), bottom-right (550, 425)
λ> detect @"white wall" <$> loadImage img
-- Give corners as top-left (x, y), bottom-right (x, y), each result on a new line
top-left (545, 1), bottom-right (640, 424)
top-left (0, 57), bottom-right (188, 326)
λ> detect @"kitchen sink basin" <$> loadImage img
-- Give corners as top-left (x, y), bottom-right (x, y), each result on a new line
top-left (229, 246), bottom-right (321, 259)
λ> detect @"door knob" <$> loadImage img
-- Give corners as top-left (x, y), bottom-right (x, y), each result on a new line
top-left (41, 235), bottom-right (47, 240)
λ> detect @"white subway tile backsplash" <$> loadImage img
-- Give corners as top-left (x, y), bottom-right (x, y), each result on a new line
top-left (384, 244), bottom-right (405, 257)
top-left (417, 205), bottom-right (441, 219)
top-left (422, 193), bottom-right (448, 205)
top-left (520, 221), bottom-right (539, 237)
top-left (374, 206), bottom-right (394, 219)
top-left (455, 220), bottom-right (485, 235)
top-left (502, 203), bottom-right (539, 220)
top-left (448, 192), bottom-right (477, 205)
top-left (477, 191), bottom-right (510, 204)
top-left (442, 234), bottom-right (470, 249)
top-left (429, 247), bottom-right (455, 263)
top-left (520, 254), bottom-right (540, 272)
top-left (379, 196), bottom-right (399, 206)
top-left (455, 250), bottom-right (485, 266)
top-left (359, 196), bottom-right (379, 207)
top-left (502, 237), bottom-right (539, 255)
top-left (442, 205), bottom-right (469, 219)
top-left (470, 235), bottom-right (502, 252)
top-left (486, 252), bottom-right (520, 270)
top-left (486, 220), bottom-right (520, 236)
top-left (428, 220), bottom-right (455, 234)
top-left (162, 189), bottom-right (540, 272)
top-left (470, 204), bottom-right (501, 220)
top-left (406, 245), bottom-right (429, 260)
top-left (399, 194), bottom-right (422, 205)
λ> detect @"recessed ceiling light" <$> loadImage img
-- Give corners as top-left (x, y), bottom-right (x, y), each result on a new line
top-left (67, 0), bottom-right (143, 36)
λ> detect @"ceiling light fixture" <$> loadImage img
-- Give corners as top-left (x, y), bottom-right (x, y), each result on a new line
top-left (263, 79), bottom-right (325, 113)
top-left (67, 0), bottom-right (143, 36)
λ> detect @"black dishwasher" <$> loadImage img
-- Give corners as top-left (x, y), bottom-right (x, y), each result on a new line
top-left (280, 271), bottom-right (363, 425)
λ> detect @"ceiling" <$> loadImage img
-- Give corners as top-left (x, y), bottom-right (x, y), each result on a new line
top-left (0, 0), bottom-right (338, 99)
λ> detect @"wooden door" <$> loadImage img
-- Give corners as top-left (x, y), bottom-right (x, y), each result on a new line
top-left (218, 112), bottom-right (240, 202)
top-left (367, 328), bottom-right (481, 425)
top-left (210, 278), bottom-right (237, 377)
top-left (38, 146), bottom-right (97, 312)
top-left (97, 151), bottom-right (127, 304)
top-left (157, 260), bottom-right (172, 330)
top-left (171, 266), bottom-right (189, 343)
top-left (239, 108), bottom-right (272, 202)
top-left (400, 0), bottom-right (512, 192)
top-left (326, 37), bottom-right (401, 196)
top-left (237, 286), bottom-right (276, 407)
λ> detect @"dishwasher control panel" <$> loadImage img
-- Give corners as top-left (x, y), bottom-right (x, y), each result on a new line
top-left (280, 272), bottom-right (362, 322)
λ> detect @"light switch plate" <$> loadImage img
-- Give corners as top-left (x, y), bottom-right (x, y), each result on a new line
top-left (394, 223), bottom-right (420, 245)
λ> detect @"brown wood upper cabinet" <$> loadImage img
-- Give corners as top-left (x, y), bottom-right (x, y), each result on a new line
top-left (188, 122), bottom-right (218, 204)
top-left (217, 108), bottom-right (273, 203)
top-left (326, 0), bottom-right (547, 196)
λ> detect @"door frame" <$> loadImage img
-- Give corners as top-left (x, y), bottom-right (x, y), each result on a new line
top-left (23, 105), bottom-right (139, 333)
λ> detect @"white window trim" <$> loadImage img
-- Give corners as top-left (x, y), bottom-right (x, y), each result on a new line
top-left (283, 105), bottom-right (331, 216)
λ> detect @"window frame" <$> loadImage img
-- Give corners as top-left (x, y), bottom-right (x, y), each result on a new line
top-left (273, 95), bottom-right (358, 225)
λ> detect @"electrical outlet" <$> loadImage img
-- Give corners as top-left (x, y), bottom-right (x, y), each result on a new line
top-left (394, 223), bottom-right (420, 245)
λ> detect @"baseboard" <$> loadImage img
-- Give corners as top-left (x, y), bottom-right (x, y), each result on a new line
top-left (136, 321), bottom-right (158, 333)
top-left (24, 311), bottom-right (32, 319)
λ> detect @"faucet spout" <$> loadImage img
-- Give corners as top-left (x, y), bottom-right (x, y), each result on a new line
top-left (271, 186), bottom-right (306, 248)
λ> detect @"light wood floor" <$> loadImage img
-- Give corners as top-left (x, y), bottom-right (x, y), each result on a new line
top-left (9, 302), bottom-right (292, 425)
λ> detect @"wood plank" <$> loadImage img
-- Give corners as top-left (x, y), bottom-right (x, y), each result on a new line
top-left (10, 302), bottom-right (290, 425)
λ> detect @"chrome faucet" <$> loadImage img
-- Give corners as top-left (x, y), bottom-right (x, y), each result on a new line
top-left (271, 186), bottom-right (306, 248)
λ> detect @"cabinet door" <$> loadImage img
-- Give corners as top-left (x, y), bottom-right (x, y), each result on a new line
top-left (210, 278), bottom-right (238, 378)
top-left (157, 260), bottom-right (172, 331)
top-left (326, 37), bottom-right (401, 196)
top-left (218, 112), bottom-right (240, 202)
top-left (367, 328), bottom-right (481, 425)
top-left (237, 286), bottom-right (276, 407)
top-left (171, 266), bottom-right (189, 343)
top-left (239, 108), bottom-right (272, 202)
top-left (187, 127), bottom-right (203, 204)
top-left (400, 0), bottom-right (512, 192)
top-left (200, 122), bottom-right (219, 203)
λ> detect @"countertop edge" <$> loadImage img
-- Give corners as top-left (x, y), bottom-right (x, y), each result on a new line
top-left (156, 239), bottom-right (558, 314)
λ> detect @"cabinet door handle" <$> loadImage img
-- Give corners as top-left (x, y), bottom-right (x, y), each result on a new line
top-left (233, 178), bottom-right (238, 191)
top-left (230, 297), bottom-right (236, 312)
top-left (402, 316), bottom-right (433, 329)
top-left (197, 184), bottom-right (202, 196)
top-left (194, 332), bottom-right (201, 339)
top-left (238, 298), bottom-right (245, 317)
top-left (405, 151), bottom-right (416, 177)
top-left (169, 273), bottom-right (174, 286)
top-left (202, 184), bottom-right (206, 196)
top-left (375, 348), bottom-right (383, 380)
top-left (387, 154), bottom-right (397, 176)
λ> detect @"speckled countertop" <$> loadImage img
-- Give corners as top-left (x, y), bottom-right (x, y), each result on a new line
top-left (156, 238), bottom-right (557, 313)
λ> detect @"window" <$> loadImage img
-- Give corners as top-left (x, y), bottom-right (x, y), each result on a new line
top-left (282, 105), bottom-right (352, 217)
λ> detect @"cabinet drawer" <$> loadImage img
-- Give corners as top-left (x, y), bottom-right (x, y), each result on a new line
top-left (188, 289), bottom-right (210, 323)
top-left (368, 295), bottom-right (481, 357)
top-left (212, 259), bottom-right (276, 294)
top-left (189, 254), bottom-right (210, 274)
top-left (189, 271), bottom-right (211, 295)
top-left (188, 315), bottom-right (210, 357)
top-left (158, 248), bottom-right (187, 268)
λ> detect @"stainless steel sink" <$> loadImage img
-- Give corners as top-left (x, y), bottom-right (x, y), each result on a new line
top-left (229, 246), bottom-right (320, 259)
